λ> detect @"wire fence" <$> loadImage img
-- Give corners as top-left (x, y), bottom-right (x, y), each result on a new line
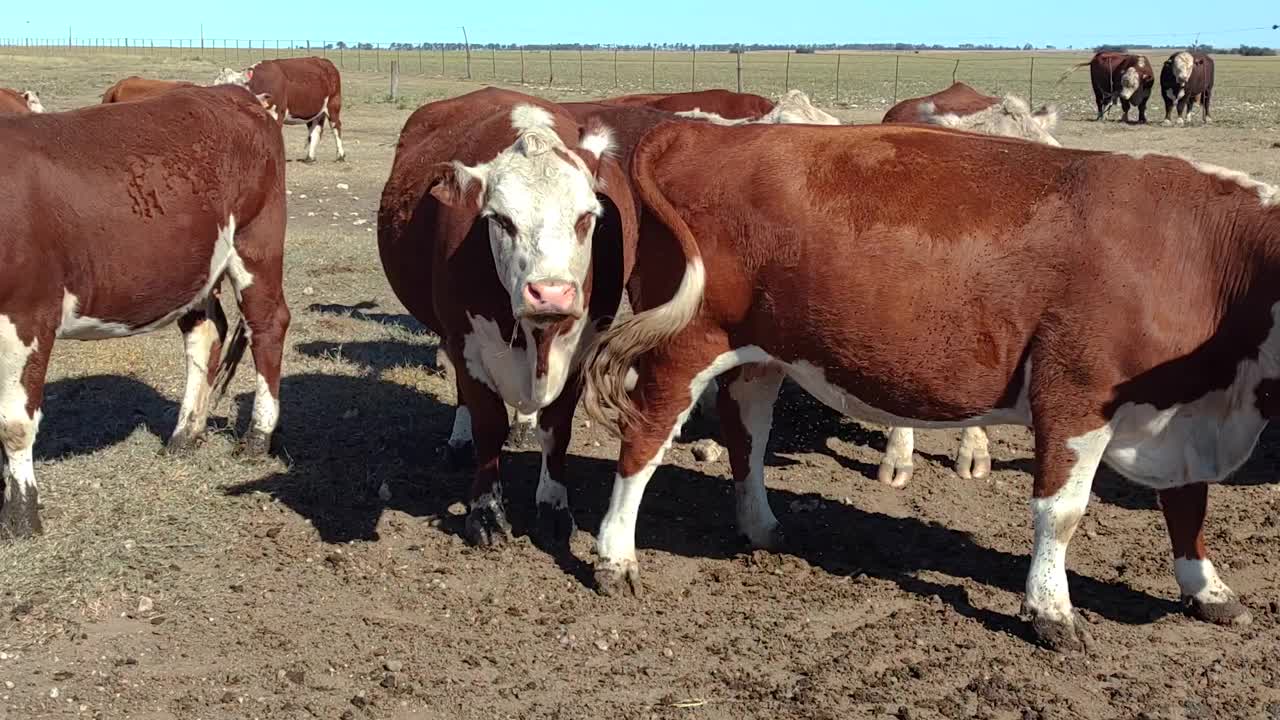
top-left (4, 37), bottom-right (1279, 112)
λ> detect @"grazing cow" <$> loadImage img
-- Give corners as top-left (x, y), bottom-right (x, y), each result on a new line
top-left (0, 85), bottom-right (289, 539)
top-left (1161, 51), bottom-right (1215, 125)
top-left (101, 76), bottom-right (196, 104)
top-left (1061, 52), bottom-right (1154, 123)
top-left (598, 88), bottom-right (776, 120)
top-left (377, 87), bottom-right (643, 548)
top-left (583, 120), bottom-right (1276, 652)
top-left (0, 88), bottom-right (44, 114)
top-left (216, 57), bottom-right (346, 162)
top-left (882, 82), bottom-right (1060, 146)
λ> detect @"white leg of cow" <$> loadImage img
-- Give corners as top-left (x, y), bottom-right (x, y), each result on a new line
top-left (304, 120), bottom-right (323, 163)
top-left (1022, 425), bottom-right (1111, 651)
top-left (331, 125), bottom-right (346, 161)
top-left (878, 426), bottom-right (914, 488)
top-left (448, 405), bottom-right (473, 450)
top-left (251, 372), bottom-right (281, 444)
top-left (0, 318), bottom-right (47, 539)
top-left (167, 303), bottom-right (224, 453)
top-left (721, 365), bottom-right (784, 548)
top-left (1158, 483), bottom-right (1251, 626)
top-left (955, 426), bottom-right (993, 480)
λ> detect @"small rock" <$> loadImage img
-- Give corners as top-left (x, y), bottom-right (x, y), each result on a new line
top-left (662, 648), bottom-right (673, 658)
top-left (384, 660), bottom-right (403, 672)
top-left (378, 482), bottom-right (392, 502)
top-left (350, 692), bottom-right (368, 708)
top-left (690, 439), bottom-right (723, 463)
top-left (381, 673), bottom-right (398, 689)
top-left (306, 212), bottom-right (316, 217)
top-left (594, 639), bottom-right (609, 651)
top-left (353, 219), bottom-right (368, 226)
top-left (265, 526), bottom-right (282, 539)
top-left (150, 616), bottom-right (167, 625)
top-left (49, 687), bottom-right (59, 699)
top-left (2, 681), bottom-right (12, 689)
top-left (325, 552), bottom-right (348, 567)
top-left (341, 712), bottom-right (355, 720)
top-left (302, 286), bottom-right (314, 296)
top-left (137, 596), bottom-right (154, 614)
top-left (285, 669), bottom-right (305, 685)
top-left (221, 691), bottom-right (236, 703)
top-left (336, 183), bottom-right (350, 190)
top-left (299, 194), bottom-right (308, 199)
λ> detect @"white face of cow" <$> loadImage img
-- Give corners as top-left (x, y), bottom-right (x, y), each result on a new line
top-left (761, 90), bottom-right (841, 125)
top-left (1120, 67), bottom-right (1141, 100)
top-left (21, 91), bottom-right (44, 113)
top-left (932, 96), bottom-right (1061, 147)
top-left (214, 67), bottom-right (250, 86)
top-left (1172, 52), bottom-right (1194, 98)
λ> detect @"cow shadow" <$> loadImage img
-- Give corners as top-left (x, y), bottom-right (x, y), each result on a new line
top-left (36, 375), bottom-right (177, 459)
top-left (305, 300), bottom-right (425, 335)
top-left (296, 339), bottom-right (442, 376)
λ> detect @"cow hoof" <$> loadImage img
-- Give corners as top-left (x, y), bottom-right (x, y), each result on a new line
top-left (594, 559), bottom-right (642, 598)
top-left (441, 441), bottom-right (475, 471)
top-left (1161, 119), bottom-right (1173, 127)
top-left (163, 429), bottom-right (205, 456)
top-left (1184, 596), bottom-right (1252, 626)
top-left (1024, 607), bottom-right (1095, 653)
top-left (0, 504), bottom-right (43, 541)
top-left (956, 451), bottom-right (992, 481)
top-left (236, 429), bottom-right (272, 458)
top-left (506, 422), bottom-right (538, 451)
top-left (464, 496), bottom-right (512, 548)
top-left (336, 155), bottom-right (347, 162)
top-left (301, 157), bottom-right (317, 164)
top-left (534, 502), bottom-right (576, 551)
top-left (877, 460), bottom-right (912, 488)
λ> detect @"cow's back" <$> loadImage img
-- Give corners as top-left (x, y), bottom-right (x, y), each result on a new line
top-left (601, 90), bottom-right (774, 120)
top-left (882, 82), bottom-right (998, 123)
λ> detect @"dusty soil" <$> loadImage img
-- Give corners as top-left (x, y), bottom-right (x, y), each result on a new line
top-left (4, 54), bottom-right (1280, 720)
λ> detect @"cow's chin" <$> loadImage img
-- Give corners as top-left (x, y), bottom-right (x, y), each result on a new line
top-left (521, 314), bottom-right (589, 411)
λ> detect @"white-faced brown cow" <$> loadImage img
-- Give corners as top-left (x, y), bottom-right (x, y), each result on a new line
top-left (882, 82), bottom-right (1060, 146)
top-left (1161, 51), bottom-right (1215, 125)
top-left (1060, 51), bottom-right (1155, 123)
top-left (0, 85), bottom-right (289, 539)
top-left (0, 88), bottom-right (44, 114)
top-left (378, 87), bottom-right (646, 548)
top-left (216, 57), bottom-right (346, 162)
top-left (101, 76), bottom-right (197, 104)
top-left (583, 121), bottom-right (1277, 652)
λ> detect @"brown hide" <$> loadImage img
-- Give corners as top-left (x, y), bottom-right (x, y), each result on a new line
top-left (101, 76), bottom-right (196, 104)
top-left (882, 82), bottom-right (999, 123)
top-left (597, 89), bottom-right (775, 120)
top-left (0, 88), bottom-right (32, 114)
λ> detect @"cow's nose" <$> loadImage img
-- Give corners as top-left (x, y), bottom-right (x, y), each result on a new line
top-left (523, 280), bottom-right (576, 314)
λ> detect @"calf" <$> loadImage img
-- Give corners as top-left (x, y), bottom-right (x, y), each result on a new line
top-left (0, 85), bottom-right (290, 539)
top-left (1161, 51), bottom-right (1215, 125)
top-left (102, 76), bottom-right (196, 104)
top-left (883, 82), bottom-right (1060, 145)
top-left (584, 121), bottom-right (1276, 652)
top-left (377, 87), bottom-right (641, 548)
top-left (0, 88), bottom-right (44, 114)
top-left (216, 57), bottom-right (346, 162)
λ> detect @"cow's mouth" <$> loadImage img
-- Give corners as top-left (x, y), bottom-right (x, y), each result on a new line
top-left (519, 308), bottom-right (584, 326)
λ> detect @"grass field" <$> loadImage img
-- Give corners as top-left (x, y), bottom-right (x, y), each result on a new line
top-left (3, 47), bottom-right (1280, 719)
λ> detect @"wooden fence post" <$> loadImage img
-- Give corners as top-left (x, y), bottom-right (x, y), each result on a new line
top-left (440, 45), bottom-right (445, 75)
top-left (691, 45), bottom-right (696, 91)
top-left (893, 55), bottom-right (900, 104)
top-left (651, 45), bottom-right (656, 90)
top-left (579, 47), bottom-right (584, 87)
top-left (492, 46), bottom-right (497, 78)
top-left (834, 54), bottom-right (841, 103)
top-left (549, 49), bottom-right (554, 85)
top-left (520, 46), bottom-right (525, 84)
top-left (785, 51), bottom-right (790, 91)
top-left (1028, 56), bottom-right (1035, 106)
top-left (952, 58), bottom-right (960, 83)
top-left (613, 48), bottom-right (618, 87)
top-left (737, 50), bottom-right (742, 93)
top-left (390, 61), bottom-right (400, 99)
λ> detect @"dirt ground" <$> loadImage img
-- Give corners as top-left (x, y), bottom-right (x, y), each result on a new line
top-left (4, 54), bottom-right (1280, 720)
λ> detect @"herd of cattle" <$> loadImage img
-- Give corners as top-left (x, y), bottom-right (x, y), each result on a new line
top-left (0, 47), bottom-right (1271, 655)
top-left (1060, 48), bottom-right (1216, 125)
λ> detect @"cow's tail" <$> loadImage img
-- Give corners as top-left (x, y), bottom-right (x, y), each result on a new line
top-left (581, 126), bottom-right (706, 437)
top-left (1054, 60), bottom-right (1091, 87)
top-left (210, 315), bottom-right (251, 412)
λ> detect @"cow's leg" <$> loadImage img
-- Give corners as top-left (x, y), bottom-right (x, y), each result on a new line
top-left (0, 321), bottom-right (52, 540)
top-left (1120, 98), bottom-right (1132, 123)
top-left (167, 295), bottom-right (228, 454)
top-left (717, 363), bottom-right (784, 549)
top-left (595, 340), bottom-right (729, 597)
top-left (955, 426), bottom-right (992, 480)
top-left (443, 375), bottom-right (475, 470)
top-left (1176, 96), bottom-right (1189, 125)
top-left (1161, 92), bottom-right (1174, 125)
top-left (507, 407), bottom-right (538, 450)
top-left (1093, 90), bottom-right (1106, 121)
top-left (227, 225), bottom-right (289, 457)
top-left (453, 354), bottom-right (513, 547)
top-left (1159, 483), bottom-right (1250, 626)
top-left (1021, 410), bottom-right (1111, 652)
top-left (532, 376), bottom-right (582, 551)
top-left (303, 117), bottom-right (324, 163)
top-left (1137, 99), bottom-right (1149, 124)
top-left (1201, 91), bottom-right (1212, 124)
top-left (879, 427), bottom-right (914, 488)
top-left (328, 98), bottom-right (346, 161)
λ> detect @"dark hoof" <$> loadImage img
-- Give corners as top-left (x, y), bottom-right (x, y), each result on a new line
top-left (336, 155), bottom-right (347, 163)
top-left (594, 559), bottom-right (642, 598)
top-left (0, 505), bottom-right (43, 541)
top-left (464, 496), bottom-right (512, 548)
top-left (1025, 607), bottom-right (1094, 653)
top-left (163, 429), bottom-right (205, 456)
top-left (301, 157), bottom-right (317, 164)
top-left (1184, 596), bottom-right (1253, 626)
top-left (441, 441), bottom-right (475, 471)
top-left (534, 502), bottom-right (576, 551)
top-left (235, 429), bottom-right (272, 458)
top-left (506, 422), bottom-right (537, 451)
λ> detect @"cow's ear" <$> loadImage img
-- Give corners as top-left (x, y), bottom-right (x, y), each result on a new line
top-left (428, 161), bottom-right (486, 210)
top-left (576, 123), bottom-right (613, 178)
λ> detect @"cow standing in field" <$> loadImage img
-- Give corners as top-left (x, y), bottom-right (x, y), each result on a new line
top-left (101, 76), bottom-right (196, 104)
top-left (216, 57), bottom-right (346, 162)
top-left (1161, 51), bottom-right (1215, 125)
top-left (583, 121), bottom-right (1276, 652)
top-left (0, 85), bottom-right (290, 539)
top-left (882, 82), bottom-right (1060, 146)
top-left (0, 88), bottom-right (44, 114)
top-left (1061, 51), bottom-right (1154, 123)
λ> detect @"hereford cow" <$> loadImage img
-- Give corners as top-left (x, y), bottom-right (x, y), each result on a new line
top-left (378, 87), bottom-right (647, 548)
top-left (671, 89), bottom-right (840, 126)
top-left (598, 88), bottom-right (776, 120)
top-left (0, 85), bottom-right (289, 539)
top-left (1061, 52), bottom-right (1154, 123)
top-left (882, 82), bottom-right (1060, 145)
top-left (101, 76), bottom-right (196, 104)
top-left (0, 88), bottom-right (44, 114)
top-left (216, 57), bottom-right (346, 162)
top-left (1161, 51), bottom-right (1215, 125)
top-left (583, 121), bottom-right (1276, 653)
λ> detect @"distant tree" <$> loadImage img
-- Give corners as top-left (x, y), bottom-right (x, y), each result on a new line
top-left (1094, 44), bottom-right (1128, 53)
top-left (335, 41), bottom-right (347, 50)
top-left (1236, 44), bottom-right (1276, 56)
top-left (1023, 43), bottom-right (1033, 50)
top-left (795, 47), bottom-right (815, 54)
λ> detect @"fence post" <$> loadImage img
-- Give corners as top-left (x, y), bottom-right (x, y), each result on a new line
top-left (785, 51), bottom-right (790, 91)
top-left (520, 46), bottom-right (525, 84)
top-left (737, 50), bottom-right (743, 93)
top-left (893, 55), bottom-right (900, 104)
top-left (549, 49), bottom-right (554, 85)
top-left (418, 45), bottom-right (423, 74)
top-left (579, 47), bottom-right (584, 87)
top-left (1028, 56), bottom-right (1035, 106)
top-left (390, 60), bottom-right (400, 100)
top-left (834, 53), bottom-right (841, 103)
top-left (377, 44), bottom-right (381, 73)
top-left (651, 45), bottom-right (656, 91)
top-left (691, 45), bottom-right (696, 91)
top-left (614, 48), bottom-right (618, 87)
top-left (440, 45), bottom-right (445, 75)
top-left (492, 46), bottom-right (497, 78)
top-left (953, 59), bottom-right (960, 84)
top-left (276, 39), bottom-right (280, 59)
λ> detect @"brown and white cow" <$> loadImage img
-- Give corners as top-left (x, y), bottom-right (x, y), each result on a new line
top-left (1061, 52), bottom-right (1154, 123)
top-left (583, 121), bottom-right (1276, 651)
top-left (598, 88), bottom-right (776, 120)
top-left (101, 76), bottom-right (196, 104)
top-left (0, 88), bottom-right (44, 114)
top-left (0, 85), bottom-right (289, 539)
top-left (216, 57), bottom-right (346, 162)
top-left (1161, 51), bottom-right (1215, 125)
top-left (882, 82), bottom-right (1060, 146)
top-left (377, 87), bottom-right (644, 548)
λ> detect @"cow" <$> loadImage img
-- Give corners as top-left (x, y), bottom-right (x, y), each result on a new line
top-left (882, 82), bottom-right (1060, 146)
top-left (598, 88), bottom-right (776, 120)
top-left (1161, 51), bottom-right (1215, 125)
top-left (582, 120), bottom-right (1276, 653)
top-left (1060, 52), bottom-right (1154, 123)
top-left (0, 88), bottom-right (44, 114)
top-left (101, 76), bottom-right (196, 104)
top-left (0, 85), bottom-right (290, 540)
top-left (377, 87), bottom-right (645, 549)
top-left (216, 57), bottom-right (346, 162)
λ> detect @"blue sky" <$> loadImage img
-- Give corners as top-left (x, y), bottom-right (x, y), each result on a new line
top-left (11, 1), bottom-right (1278, 48)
